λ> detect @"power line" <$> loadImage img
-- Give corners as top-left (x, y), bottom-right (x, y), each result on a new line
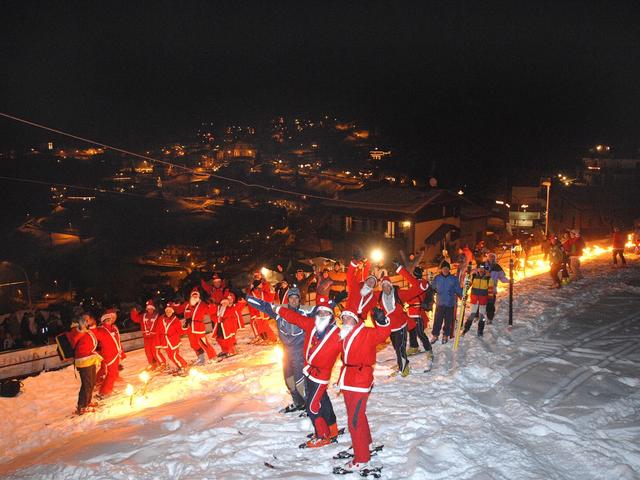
top-left (0, 111), bottom-right (419, 207)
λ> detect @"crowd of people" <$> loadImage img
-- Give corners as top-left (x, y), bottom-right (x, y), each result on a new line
top-left (58, 245), bottom-right (525, 475)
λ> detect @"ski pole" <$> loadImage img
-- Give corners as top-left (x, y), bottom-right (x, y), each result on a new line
top-left (508, 257), bottom-right (513, 326)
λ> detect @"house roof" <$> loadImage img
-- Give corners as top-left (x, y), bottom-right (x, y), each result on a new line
top-left (323, 187), bottom-right (456, 214)
top-left (424, 223), bottom-right (459, 245)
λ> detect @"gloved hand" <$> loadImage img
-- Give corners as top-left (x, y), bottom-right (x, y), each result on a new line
top-left (333, 290), bottom-right (348, 305)
top-left (372, 307), bottom-right (389, 326)
top-left (392, 259), bottom-right (402, 270)
top-left (247, 296), bottom-right (276, 318)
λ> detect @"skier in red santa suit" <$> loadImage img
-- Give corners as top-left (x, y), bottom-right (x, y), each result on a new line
top-left (92, 309), bottom-right (123, 397)
top-left (246, 273), bottom-right (278, 343)
top-left (247, 295), bottom-right (342, 448)
top-left (200, 273), bottom-right (230, 305)
top-left (171, 287), bottom-right (216, 364)
top-left (396, 263), bottom-right (433, 363)
top-left (347, 253), bottom-right (378, 322)
top-left (130, 300), bottom-right (165, 369)
top-left (335, 306), bottom-right (391, 475)
top-left (209, 292), bottom-right (241, 357)
top-left (66, 314), bottom-right (101, 414)
top-left (155, 305), bottom-right (188, 374)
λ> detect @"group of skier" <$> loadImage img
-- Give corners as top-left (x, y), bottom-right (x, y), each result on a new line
top-left (62, 248), bottom-right (513, 476)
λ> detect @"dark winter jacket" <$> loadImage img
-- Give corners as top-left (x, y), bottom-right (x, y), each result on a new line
top-left (432, 273), bottom-right (463, 307)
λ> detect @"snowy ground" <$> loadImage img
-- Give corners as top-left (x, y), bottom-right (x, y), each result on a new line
top-left (1, 256), bottom-right (639, 480)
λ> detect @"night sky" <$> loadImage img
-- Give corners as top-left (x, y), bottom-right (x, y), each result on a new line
top-left (2, 1), bottom-right (640, 178)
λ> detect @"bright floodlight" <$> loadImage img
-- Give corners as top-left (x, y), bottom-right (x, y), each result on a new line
top-left (370, 248), bottom-right (384, 263)
top-left (139, 371), bottom-right (150, 383)
top-left (260, 267), bottom-right (269, 276)
top-left (126, 384), bottom-right (134, 396)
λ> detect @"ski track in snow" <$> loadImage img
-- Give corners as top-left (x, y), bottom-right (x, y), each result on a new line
top-left (1, 258), bottom-right (640, 479)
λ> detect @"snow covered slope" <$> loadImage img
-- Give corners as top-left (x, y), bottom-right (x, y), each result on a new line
top-left (1, 258), bottom-right (639, 479)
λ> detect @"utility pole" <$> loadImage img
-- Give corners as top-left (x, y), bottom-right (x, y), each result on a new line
top-left (541, 178), bottom-right (552, 237)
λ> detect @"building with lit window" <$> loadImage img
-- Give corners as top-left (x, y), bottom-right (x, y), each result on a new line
top-left (321, 187), bottom-right (488, 264)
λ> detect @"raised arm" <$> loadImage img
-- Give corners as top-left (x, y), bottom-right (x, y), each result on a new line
top-left (246, 296), bottom-right (278, 320)
top-left (200, 279), bottom-right (213, 296)
top-left (130, 308), bottom-right (143, 324)
top-left (274, 304), bottom-right (314, 331)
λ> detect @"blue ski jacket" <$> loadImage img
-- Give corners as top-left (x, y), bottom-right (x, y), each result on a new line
top-left (432, 273), bottom-right (463, 307)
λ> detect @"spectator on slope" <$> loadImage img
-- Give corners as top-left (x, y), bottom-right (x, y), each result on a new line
top-left (247, 295), bottom-right (343, 448)
top-left (612, 227), bottom-right (627, 267)
top-left (155, 304), bottom-right (188, 375)
top-left (334, 307), bottom-right (391, 475)
top-left (328, 262), bottom-right (347, 301)
top-left (483, 252), bottom-right (511, 323)
top-left (200, 273), bottom-right (230, 305)
top-left (291, 268), bottom-right (316, 303)
top-left (130, 300), bottom-right (165, 370)
top-left (548, 237), bottom-right (565, 289)
top-left (315, 268), bottom-right (334, 304)
top-left (209, 292), bottom-right (242, 358)
top-left (66, 314), bottom-right (101, 415)
top-left (430, 261), bottom-right (463, 344)
top-left (171, 288), bottom-right (217, 364)
top-left (462, 263), bottom-right (491, 336)
top-left (246, 275), bottom-right (278, 344)
top-left (568, 230), bottom-right (586, 280)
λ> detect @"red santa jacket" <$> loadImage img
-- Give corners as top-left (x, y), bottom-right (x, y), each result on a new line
top-left (66, 328), bottom-right (100, 367)
top-left (347, 260), bottom-right (377, 320)
top-left (209, 302), bottom-right (242, 339)
top-left (338, 320), bottom-right (391, 393)
top-left (91, 325), bottom-right (121, 366)
top-left (275, 306), bottom-right (342, 385)
top-left (200, 279), bottom-right (230, 305)
top-left (172, 300), bottom-right (210, 335)
top-left (156, 314), bottom-right (183, 350)
top-left (247, 281), bottom-right (275, 321)
top-left (130, 309), bottom-right (159, 338)
top-left (397, 266), bottom-right (430, 318)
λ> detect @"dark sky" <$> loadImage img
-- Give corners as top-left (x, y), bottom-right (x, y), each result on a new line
top-left (2, 1), bottom-right (640, 176)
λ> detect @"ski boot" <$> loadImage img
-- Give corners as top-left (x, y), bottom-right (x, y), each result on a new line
top-left (194, 352), bottom-right (207, 366)
top-left (406, 346), bottom-right (419, 356)
top-left (424, 351), bottom-right (434, 372)
top-left (333, 460), bottom-right (382, 478)
top-left (279, 403), bottom-right (305, 414)
top-left (400, 362), bottom-right (410, 377)
top-left (300, 436), bottom-right (333, 449)
top-left (441, 336), bottom-right (449, 344)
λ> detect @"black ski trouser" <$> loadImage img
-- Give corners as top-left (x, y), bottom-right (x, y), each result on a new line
top-left (408, 317), bottom-right (432, 352)
top-left (77, 364), bottom-right (97, 410)
top-left (550, 263), bottom-right (562, 287)
top-left (390, 326), bottom-right (409, 372)
top-left (432, 305), bottom-right (455, 337)
top-left (486, 295), bottom-right (496, 322)
top-left (613, 249), bottom-right (626, 265)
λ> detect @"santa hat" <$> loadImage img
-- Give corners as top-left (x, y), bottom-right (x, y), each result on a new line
top-left (380, 276), bottom-right (393, 288)
top-left (145, 300), bottom-right (156, 310)
top-left (340, 310), bottom-right (359, 322)
top-left (164, 304), bottom-right (175, 314)
top-left (190, 287), bottom-right (200, 297)
top-left (212, 274), bottom-right (222, 282)
top-left (100, 309), bottom-right (117, 323)
top-left (365, 274), bottom-right (378, 285)
top-left (315, 296), bottom-right (332, 314)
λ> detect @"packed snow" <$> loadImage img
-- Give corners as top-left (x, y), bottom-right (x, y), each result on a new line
top-left (1, 257), bottom-right (639, 479)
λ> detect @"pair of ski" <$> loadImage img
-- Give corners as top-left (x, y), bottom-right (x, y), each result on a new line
top-left (332, 445), bottom-right (384, 478)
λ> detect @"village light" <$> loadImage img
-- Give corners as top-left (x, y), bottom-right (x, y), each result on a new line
top-left (370, 248), bottom-right (384, 263)
top-left (457, 190), bottom-right (464, 195)
top-left (495, 200), bottom-right (504, 205)
top-left (401, 221), bottom-right (411, 228)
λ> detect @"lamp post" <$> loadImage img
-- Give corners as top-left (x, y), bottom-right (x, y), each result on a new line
top-left (541, 179), bottom-right (551, 237)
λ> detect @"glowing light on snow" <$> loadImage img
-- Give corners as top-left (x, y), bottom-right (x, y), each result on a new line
top-left (139, 371), bottom-right (150, 383)
top-left (126, 383), bottom-right (134, 406)
top-left (272, 345), bottom-right (284, 365)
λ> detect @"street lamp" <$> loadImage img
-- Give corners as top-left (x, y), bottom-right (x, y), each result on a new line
top-left (541, 179), bottom-right (552, 237)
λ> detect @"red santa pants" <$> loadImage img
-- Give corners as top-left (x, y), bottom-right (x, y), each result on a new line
top-left (99, 358), bottom-right (120, 396)
top-left (165, 347), bottom-right (188, 368)
top-left (343, 390), bottom-right (372, 463)
top-left (188, 332), bottom-right (216, 358)
top-left (217, 335), bottom-right (237, 354)
top-left (251, 316), bottom-right (277, 341)
top-left (143, 336), bottom-right (166, 365)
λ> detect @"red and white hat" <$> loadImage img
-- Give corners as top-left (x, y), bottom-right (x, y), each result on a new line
top-left (190, 287), bottom-right (200, 297)
top-left (340, 310), bottom-right (359, 322)
top-left (365, 274), bottom-right (378, 285)
top-left (315, 296), bottom-right (333, 315)
top-left (380, 276), bottom-right (392, 287)
top-left (145, 299), bottom-right (156, 310)
top-left (100, 309), bottom-right (117, 323)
